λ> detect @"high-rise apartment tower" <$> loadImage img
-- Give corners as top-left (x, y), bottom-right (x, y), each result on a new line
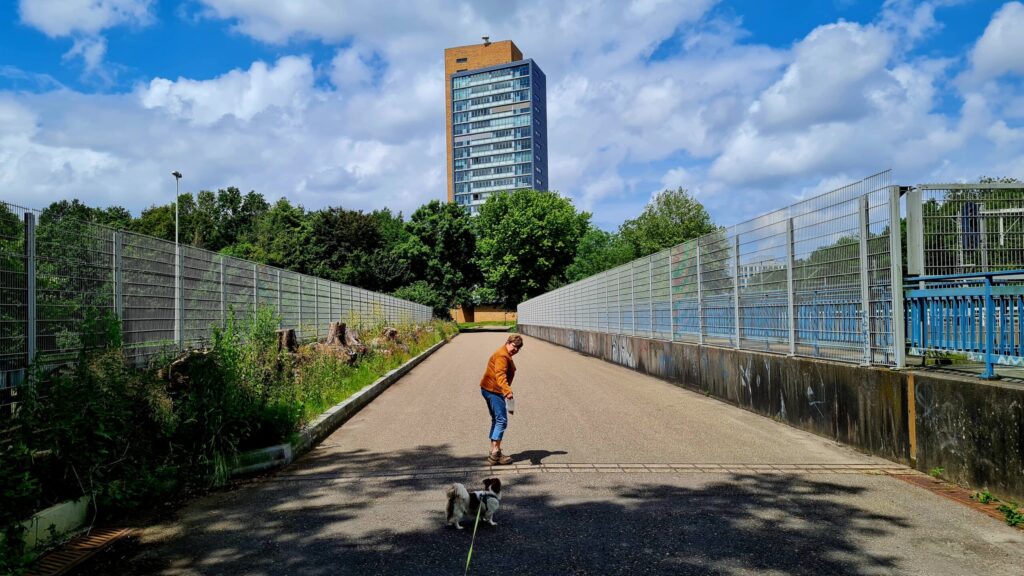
top-left (445, 39), bottom-right (547, 213)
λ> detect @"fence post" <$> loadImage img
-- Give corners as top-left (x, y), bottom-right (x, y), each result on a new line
top-left (616, 268), bottom-right (621, 333)
top-left (176, 247), bottom-right (184, 348)
top-left (696, 243), bottom-right (704, 345)
top-left (219, 256), bottom-right (226, 325)
top-left (906, 187), bottom-right (924, 276)
top-left (314, 280), bottom-right (320, 339)
top-left (276, 270), bottom-right (282, 328)
top-left (786, 218), bottom-right (796, 356)
top-left (298, 276), bottom-right (304, 340)
top-left (113, 231), bottom-right (123, 322)
top-left (733, 235), bottom-right (741, 349)
top-left (982, 274), bottom-right (996, 379)
top-left (25, 213), bottom-right (36, 366)
top-left (979, 202), bottom-right (989, 272)
top-left (648, 254), bottom-right (654, 338)
top-left (630, 262), bottom-right (636, 335)
top-left (252, 263), bottom-right (258, 314)
top-left (669, 249), bottom-right (674, 342)
top-left (889, 186), bottom-right (906, 368)
top-left (858, 194), bottom-right (872, 365)
top-left (598, 268), bottom-right (606, 332)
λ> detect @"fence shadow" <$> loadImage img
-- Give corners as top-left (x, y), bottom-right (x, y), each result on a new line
top-left (84, 445), bottom-right (909, 576)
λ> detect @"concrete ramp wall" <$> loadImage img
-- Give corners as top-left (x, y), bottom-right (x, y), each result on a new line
top-left (519, 324), bottom-right (1024, 502)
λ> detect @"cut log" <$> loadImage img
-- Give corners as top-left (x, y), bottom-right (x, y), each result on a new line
top-left (277, 328), bottom-right (298, 353)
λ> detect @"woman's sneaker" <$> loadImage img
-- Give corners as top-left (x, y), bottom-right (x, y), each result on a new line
top-left (487, 451), bottom-right (513, 465)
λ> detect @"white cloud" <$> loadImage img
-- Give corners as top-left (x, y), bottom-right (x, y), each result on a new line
top-left (964, 1), bottom-right (1024, 82)
top-left (18, 0), bottom-right (153, 37)
top-left (63, 37), bottom-right (107, 74)
top-left (329, 45), bottom-right (376, 92)
top-left (751, 22), bottom-right (894, 130)
top-left (138, 57), bottom-right (315, 125)
top-left (19, 0), bottom-right (153, 78)
top-left (660, 167), bottom-right (693, 191)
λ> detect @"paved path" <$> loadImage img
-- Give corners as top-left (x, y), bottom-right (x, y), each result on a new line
top-left (95, 333), bottom-right (1023, 575)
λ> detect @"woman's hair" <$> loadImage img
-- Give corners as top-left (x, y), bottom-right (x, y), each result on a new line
top-left (507, 334), bottom-right (524, 349)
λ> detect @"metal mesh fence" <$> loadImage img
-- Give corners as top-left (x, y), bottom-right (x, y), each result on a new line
top-left (911, 184), bottom-right (1024, 276)
top-left (518, 171), bottom-right (902, 366)
top-left (0, 201), bottom-right (433, 414)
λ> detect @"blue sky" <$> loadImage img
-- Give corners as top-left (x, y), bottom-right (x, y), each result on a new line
top-left (1, 1), bottom-right (1022, 231)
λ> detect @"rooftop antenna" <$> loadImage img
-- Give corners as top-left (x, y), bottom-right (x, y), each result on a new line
top-left (482, 36), bottom-right (491, 46)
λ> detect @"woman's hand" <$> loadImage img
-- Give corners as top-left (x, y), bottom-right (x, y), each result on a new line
top-left (505, 393), bottom-right (514, 399)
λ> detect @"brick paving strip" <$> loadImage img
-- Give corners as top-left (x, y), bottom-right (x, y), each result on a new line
top-left (268, 461), bottom-right (914, 483)
top-left (25, 528), bottom-right (133, 576)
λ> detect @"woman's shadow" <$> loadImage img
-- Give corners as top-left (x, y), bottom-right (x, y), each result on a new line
top-left (511, 449), bottom-right (568, 465)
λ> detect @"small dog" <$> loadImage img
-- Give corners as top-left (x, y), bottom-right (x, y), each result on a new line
top-left (445, 477), bottom-right (502, 529)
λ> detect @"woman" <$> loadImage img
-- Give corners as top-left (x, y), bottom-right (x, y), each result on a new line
top-left (479, 334), bottom-right (523, 465)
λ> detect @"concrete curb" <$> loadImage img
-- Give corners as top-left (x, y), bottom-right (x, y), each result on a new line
top-left (230, 335), bottom-right (452, 478)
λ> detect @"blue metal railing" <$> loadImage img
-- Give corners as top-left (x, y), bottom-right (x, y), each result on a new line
top-left (904, 270), bottom-right (1024, 378)
top-left (668, 289), bottom-right (891, 359)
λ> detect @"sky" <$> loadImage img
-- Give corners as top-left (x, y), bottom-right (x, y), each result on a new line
top-left (1, 0), bottom-right (1022, 231)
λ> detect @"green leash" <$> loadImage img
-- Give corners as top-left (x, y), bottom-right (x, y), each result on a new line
top-left (463, 502), bottom-right (484, 575)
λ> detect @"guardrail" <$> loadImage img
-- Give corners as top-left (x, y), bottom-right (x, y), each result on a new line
top-left (904, 270), bottom-right (1024, 379)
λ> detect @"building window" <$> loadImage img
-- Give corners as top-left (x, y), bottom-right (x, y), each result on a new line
top-left (456, 57), bottom-right (468, 63)
top-left (456, 69), bottom-right (467, 73)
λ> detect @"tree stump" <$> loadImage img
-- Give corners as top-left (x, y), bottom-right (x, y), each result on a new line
top-left (326, 322), bottom-right (344, 347)
top-left (277, 328), bottom-right (298, 353)
top-left (344, 325), bottom-right (363, 348)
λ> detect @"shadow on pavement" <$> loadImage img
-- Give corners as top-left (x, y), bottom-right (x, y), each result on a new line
top-left (510, 449), bottom-right (569, 465)
top-left (84, 445), bottom-right (909, 576)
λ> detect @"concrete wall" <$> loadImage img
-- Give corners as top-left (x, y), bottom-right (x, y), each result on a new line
top-left (519, 324), bottom-right (1024, 501)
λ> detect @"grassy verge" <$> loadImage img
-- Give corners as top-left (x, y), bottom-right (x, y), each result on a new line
top-left (291, 325), bottom-right (453, 423)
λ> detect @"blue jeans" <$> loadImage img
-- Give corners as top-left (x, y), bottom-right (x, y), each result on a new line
top-left (481, 388), bottom-right (508, 441)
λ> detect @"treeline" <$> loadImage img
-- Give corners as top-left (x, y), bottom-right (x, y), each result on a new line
top-left (40, 186), bottom-right (717, 314)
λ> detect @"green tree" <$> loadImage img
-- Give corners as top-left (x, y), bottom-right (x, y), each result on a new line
top-left (619, 187), bottom-right (717, 257)
top-left (392, 280), bottom-right (447, 317)
top-left (306, 207), bottom-right (409, 292)
top-left (399, 200), bottom-right (480, 309)
top-left (41, 199), bottom-right (132, 230)
top-left (476, 189), bottom-right (589, 308)
top-left (561, 225), bottom-right (635, 284)
top-left (246, 198), bottom-right (310, 269)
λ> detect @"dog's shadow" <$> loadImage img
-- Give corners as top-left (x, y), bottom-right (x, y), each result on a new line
top-left (511, 449), bottom-right (568, 465)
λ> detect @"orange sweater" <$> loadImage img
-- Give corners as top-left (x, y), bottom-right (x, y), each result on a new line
top-left (480, 345), bottom-right (516, 397)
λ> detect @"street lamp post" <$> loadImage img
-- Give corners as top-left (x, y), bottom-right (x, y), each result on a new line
top-left (172, 171), bottom-right (182, 245)
top-left (172, 171), bottom-right (183, 348)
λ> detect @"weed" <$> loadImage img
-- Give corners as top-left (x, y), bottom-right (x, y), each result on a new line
top-left (997, 502), bottom-right (1024, 527)
top-left (972, 489), bottom-right (995, 504)
top-left (929, 467), bottom-right (945, 478)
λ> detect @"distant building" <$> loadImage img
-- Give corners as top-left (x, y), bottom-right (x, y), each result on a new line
top-left (444, 38), bottom-right (548, 214)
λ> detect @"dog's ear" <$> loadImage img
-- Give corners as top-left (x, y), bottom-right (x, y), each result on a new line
top-left (484, 477), bottom-right (501, 494)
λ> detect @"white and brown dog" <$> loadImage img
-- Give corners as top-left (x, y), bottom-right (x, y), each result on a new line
top-left (445, 477), bottom-right (502, 529)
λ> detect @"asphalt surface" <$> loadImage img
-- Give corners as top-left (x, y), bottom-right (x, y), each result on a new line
top-left (89, 332), bottom-right (1024, 575)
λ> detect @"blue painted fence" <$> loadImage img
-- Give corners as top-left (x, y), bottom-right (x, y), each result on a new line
top-left (905, 270), bottom-right (1024, 378)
